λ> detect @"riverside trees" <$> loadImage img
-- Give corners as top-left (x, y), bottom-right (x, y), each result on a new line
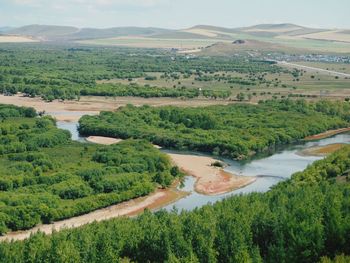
top-left (0, 104), bottom-right (181, 234)
top-left (0, 146), bottom-right (349, 262)
top-left (79, 99), bottom-right (350, 159)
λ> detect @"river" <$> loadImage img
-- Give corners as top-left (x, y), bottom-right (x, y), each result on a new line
top-left (56, 119), bottom-right (350, 212)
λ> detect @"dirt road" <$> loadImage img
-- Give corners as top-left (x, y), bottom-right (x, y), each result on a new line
top-left (278, 61), bottom-right (350, 78)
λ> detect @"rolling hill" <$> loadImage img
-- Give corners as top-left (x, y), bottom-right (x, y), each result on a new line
top-left (6, 24), bottom-right (173, 41)
top-left (2, 23), bottom-right (350, 53)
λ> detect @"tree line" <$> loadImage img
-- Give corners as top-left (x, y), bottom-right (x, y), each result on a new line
top-left (0, 44), bottom-right (286, 101)
top-left (0, 144), bottom-right (348, 262)
top-left (0, 104), bottom-right (182, 234)
top-left (78, 99), bottom-right (350, 159)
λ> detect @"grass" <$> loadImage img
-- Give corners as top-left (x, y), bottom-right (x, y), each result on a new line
top-left (97, 67), bottom-right (350, 102)
top-left (296, 62), bottom-right (350, 74)
top-left (78, 37), bottom-right (223, 49)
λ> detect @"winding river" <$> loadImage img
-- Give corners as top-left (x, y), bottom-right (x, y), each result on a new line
top-left (56, 118), bottom-right (350, 212)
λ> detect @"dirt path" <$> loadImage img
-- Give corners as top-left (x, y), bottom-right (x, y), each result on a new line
top-left (0, 187), bottom-right (188, 242)
top-left (278, 61), bottom-right (350, 78)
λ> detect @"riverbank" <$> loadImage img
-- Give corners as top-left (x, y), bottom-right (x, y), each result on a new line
top-left (0, 185), bottom-right (188, 242)
top-left (84, 135), bottom-right (255, 195)
top-left (0, 94), bottom-right (234, 121)
top-left (304, 127), bottom-right (350, 141)
top-left (168, 153), bottom-right (256, 195)
top-left (298, 143), bottom-right (346, 156)
top-left (86, 136), bottom-right (123, 145)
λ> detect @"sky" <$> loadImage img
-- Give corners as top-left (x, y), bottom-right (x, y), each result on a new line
top-left (0, 0), bottom-right (349, 29)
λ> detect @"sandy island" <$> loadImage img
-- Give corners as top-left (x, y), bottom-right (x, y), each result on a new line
top-left (85, 136), bottom-right (256, 195)
top-left (87, 136), bottom-right (256, 195)
top-left (305, 127), bottom-right (350, 141)
top-left (168, 153), bottom-right (256, 195)
top-left (0, 186), bottom-right (187, 242)
top-left (298, 143), bottom-right (346, 157)
top-left (86, 136), bottom-right (123, 145)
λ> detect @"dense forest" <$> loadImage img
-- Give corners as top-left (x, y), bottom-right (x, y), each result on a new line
top-left (0, 143), bottom-right (348, 262)
top-left (79, 99), bottom-right (350, 159)
top-left (0, 104), bottom-right (182, 234)
top-left (0, 44), bottom-right (286, 100)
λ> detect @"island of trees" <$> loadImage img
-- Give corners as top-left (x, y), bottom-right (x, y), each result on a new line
top-left (79, 99), bottom-right (350, 159)
top-left (0, 104), bottom-right (182, 234)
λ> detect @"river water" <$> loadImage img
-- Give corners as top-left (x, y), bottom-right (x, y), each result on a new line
top-left (56, 120), bottom-right (350, 212)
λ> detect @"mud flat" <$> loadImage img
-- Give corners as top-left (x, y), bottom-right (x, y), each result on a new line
top-left (304, 127), bottom-right (350, 141)
top-left (298, 143), bottom-right (346, 156)
top-left (168, 153), bottom-right (256, 195)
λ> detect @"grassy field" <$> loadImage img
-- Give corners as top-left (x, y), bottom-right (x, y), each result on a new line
top-left (78, 36), bottom-right (224, 49)
top-left (296, 61), bottom-right (350, 74)
top-left (78, 32), bottom-right (350, 54)
top-left (97, 66), bottom-right (350, 102)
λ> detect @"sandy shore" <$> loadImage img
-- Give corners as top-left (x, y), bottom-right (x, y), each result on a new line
top-left (0, 94), bottom-right (233, 122)
top-left (86, 136), bottom-right (123, 145)
top-left (168, 153), bottom-right (256, 195)
top-left (304, 127), bottom-right (350, 141)
top-left (83, 135), bottom-right (256, 195)
top-left (298, 143), bottom-right (346, 157)
top-left (0, 187), bottom-right (188, 242)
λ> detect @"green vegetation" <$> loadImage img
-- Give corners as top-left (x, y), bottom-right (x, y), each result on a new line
top-left (0, 144), bottom-right (349, 262)
top-left (0, 104), bottom-right (181, 234)
top-left (79, 99), bottom-right (350, 159)
top-left (0, 44), bottom-right (287, 100)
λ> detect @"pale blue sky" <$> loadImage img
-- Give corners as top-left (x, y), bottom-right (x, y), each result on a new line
top-left (0, 0), bottom-right (349, 29)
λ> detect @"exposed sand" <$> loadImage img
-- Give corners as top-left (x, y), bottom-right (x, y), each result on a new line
top-left (298, 143), bottom-right (346, 157)
top-left (0, 94), bottom-right (234, 122)
top-left (0, 35), bottom-right (37, 43)
top-left (0, 187), bottom-right (188, 242)
top-left (82, 136), bottom-right (255, 195)
top-left (168, 153), bottom-right (256, 195)
top-left (86, 136), bottom-right (123, 145)
top-left (304, 127), bottom-right (350, 141)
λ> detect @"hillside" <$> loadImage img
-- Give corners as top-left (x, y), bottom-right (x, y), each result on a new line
top-left (6, 24), bottom-right (172, 41)
top-left (197, 40), bottom-right (294, 56)
top-left (2, 23), bottom-right (350, 52)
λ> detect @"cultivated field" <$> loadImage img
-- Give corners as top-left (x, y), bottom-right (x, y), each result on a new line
top-left (0, 35), bottom-right (37, 43)
top-left (78, 36), bottom-right (223, 49)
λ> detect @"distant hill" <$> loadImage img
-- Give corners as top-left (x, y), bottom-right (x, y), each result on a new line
top-left (6, 24), bottom-right (172, 41)
top-left (2, 23), bottom-right (350, 51)
top-left (8, 25), bottom-right (79, 40)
